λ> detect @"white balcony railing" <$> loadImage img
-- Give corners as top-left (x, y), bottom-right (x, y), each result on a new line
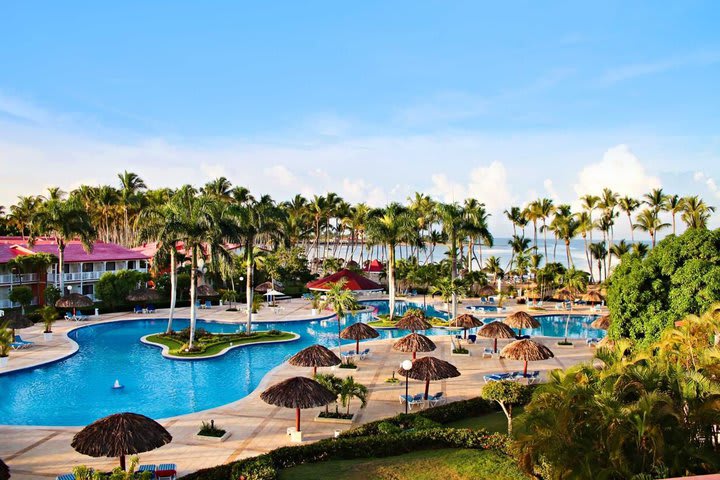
top-left (0, 273), bottom-right (39, 285)
top-left (47, 267), bottom-right (147, 284)
top-left (0, 297), bottom-right (39, 309)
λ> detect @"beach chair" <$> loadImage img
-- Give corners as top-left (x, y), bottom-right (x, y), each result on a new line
top-left (428, 391), bottom-right (446, 407)
top-left (75, 311), bottom-right (88, 321)
top-left (586, 338), bottom-right (600, 347)
top-left (359, 348), bottom-right (371, 359)
top-left (341, 350), bottom-right (356, 359)
top-left (146, 304), bottom-right (156, 313)
top-left (482, 347), bottom-right (494, 358)
top-left (138, 464), bottom-right (157, 476)
top-left (195, 300), bottom-right (202, 309)
top-left (483, 373), bottom-right (514, 383)
top-left (64, 311), bottom-right (74, 321)
top-left (56, 475), bottom-right (76, 480)
top-left (554, 303), bottom-right (562, 310)
top-left (14, 335), bottom-right (33, 348)
top-left (467, 334), bottom-right (477, 344)
top-left (513, 371), bottom-right (540, 383)
top-left (156, 464), bottom-right (177, 480)
top-left (134, 305), bottom-right (143, 314)
top-left (204, 300), bottom-right (212, 309)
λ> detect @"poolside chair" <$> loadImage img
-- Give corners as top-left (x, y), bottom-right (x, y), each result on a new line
top-left (341, 350), bottom-right (356, 359)
top-left (146, 304), bottom-right (156, 313)
top-left (483, 373), bottom-right (514, 383)
top-left (554, 303), bottom-right (562, 311)
top-left (75, 311), bottom-right (88, 321)
top-left (359, 348), bottom-right (371, 359)
top-left (586, 338), bottom-right (600, 347)
top-left (513, 371), bottom-right (540, 384)
top-left (156, 464), bottom-right (177, 480)
top-left (134, 305), bottom-right (143, 314)
top-left (64, 311), bottom-right (74, 321)
top-left (467, 334), bottom-right (477, 344)
top-left (428, 391), bottom-right (446, 407)
top-left (14, 335), bottom-right (33, 348)
top-left (56, 474), bottom-right (76, 480)
top-left (138, 464), bottom-right (157, 475)
top-left (482, 347), bottom-right (494, 358)
top-left (204, 300), bottom-right (212, 309)
top-left (195, 300), bottom-right (202, 309)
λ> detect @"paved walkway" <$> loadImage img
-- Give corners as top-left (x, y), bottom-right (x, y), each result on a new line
top-left (0, 297), bottom-right (603, 479)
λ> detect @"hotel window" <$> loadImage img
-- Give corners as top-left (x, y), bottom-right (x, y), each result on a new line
top-left (127, 260), bottom-right (135, 270)
top-left (82, 263), bottom-right (94, 273)
top-left (63, 264), bottom-right (70, 274)
top-left (82, 285), bottom-right (93, 296)
top-left (106, 262), bottom-right (116, 271)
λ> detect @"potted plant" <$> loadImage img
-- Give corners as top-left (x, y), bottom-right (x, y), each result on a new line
top-left (0, 321), bottom-right (12, 368)
top-left (195, 419), bottom-right (231, 442)
top-left (40, 305), bottom-right (58, 341)
top-left (310, 292), bottom-right (321, 315)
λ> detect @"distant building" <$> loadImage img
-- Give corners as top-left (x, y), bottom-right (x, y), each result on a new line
top-left (0, 237), bottom-right (149, 308)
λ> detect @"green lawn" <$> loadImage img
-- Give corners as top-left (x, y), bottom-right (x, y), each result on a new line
top-left (444, 407), bottom-right (525, 435)
top-left (368, 315), bottom-right (449, 328)
top-left (278, 448), bottom-right (528, 480)
top-left (145, 331), bottom-right (295, 357)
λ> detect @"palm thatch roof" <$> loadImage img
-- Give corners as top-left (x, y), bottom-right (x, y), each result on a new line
top-left (0, 458), bottom-right (9, 480)
top-left (255, 281), bottom-right (284, 293)
top-left (340, 322), bottom-right (380, 341)
top-left (55, 293), bottom-right (94, 308)
top-left (71, 412), bottom-right (172, 464)
top-left (392, 333), bottom-right (436, 354)
top-left (477, 321), bottom-right (516, 339)
top-left (196, 285), bottom-right (219, 297)
top-left (126, 288), bottom-right (161, 302)
top-left (476, 285), bottom-right (497, 297)
top-left (395, 311), bottom-right (432, 331)
top-left (582, 291), bottom-right (604, 303)
top-left (503, 311), bottom-right (540, 329)
top-left (288, 345), bottom-right (341, 369)
top-left (554, 287), bottom-right (577, 301)
top-left (525, 289), bottom-right (542, 300)
top-left (260, 376), bottom-right (336, 409)
top-left (591, 315), bottom-right (611, 330)
top-left (448, 313), bottom-right (483, 330)
top-left (500, 339), bottom-right (554, 362)
top-left (397, 356), bottom-right (460, 382)
top-left (3, 311), bottom-right (33, 330)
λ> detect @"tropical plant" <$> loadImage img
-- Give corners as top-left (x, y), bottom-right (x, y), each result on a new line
top-left (8, 286), bottom-right (33, 314)
top-left (339, 376), bottom-right (368, 415)
top-left (314, 373), bottom-right (343, 414)
top-left (0, 321), bottom-right (12, 357)
top-left (480, 380), bottom-right (530, 435)
top-left (634, 207), bottom-right (670, 248)
top-left (320, 279), bottom-right (357, 352)
top-left (39, 305), bottom-right (58, 333)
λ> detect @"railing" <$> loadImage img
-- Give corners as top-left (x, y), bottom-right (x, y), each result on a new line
top-left (0, 297), bottom-right (38, 309)
top-left (0, 273), bottom-right (39, 285)
top-left (47, 267), bottom-right (148, 283)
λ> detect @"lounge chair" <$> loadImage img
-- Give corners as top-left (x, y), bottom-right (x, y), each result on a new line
top-left (204, 300), bottom-right (212, 309)
top-left (482, 347), bottom-right (494, 358)
top-left (146, 304), bottom-right (156, 313)
top-left (359, 348), bottom-right (370, 359)
top-left (483, 373), bottom-right (514, 383)
top-left (75, 311), bottom-right (88, 321)
top-left (138, 464), bottom-right (157, 475)
top-left (341, 350), bottom-right (356, 359)
top-left (64, 311), bottom-right (74, 321)
top-left (513, 371), bottom-right (541, 384)
top-left (156, 464), bottom-right (177, 480)
top-left (554, 303), bottom-right (562, 310)
top-left (515, 334), bottom-right (531, 340)
top-left (14, 335), bottom-right (33, 348)
top-left (428, 391), bottom-right (446, 407)
top-left (195, 300), bottom-right (202, 309)
top-left (56, 475), bottom-right (76, 480)
top-left (586, 338), bottom-right (600, 346)
top-left (467, 334), bottom-right (477, 344)
top-left (134, 305), bottom-right (143, 314)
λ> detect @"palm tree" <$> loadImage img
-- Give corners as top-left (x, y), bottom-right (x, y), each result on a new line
top-left (588, 242), bottom-right (607, 283)
top-left (321, 279), bottom-right (357, 352)
top-left (32, 198), bottom-right (96, 295)
top-left (117, 171), bottom-right (146, 245)
top-left (609, 239), bottom-right (631, 264)
top-left (579, 194), bottom-right (600, 246)
top-left (366, 203), bottom-right (413, 319)
top-left (201, 177), bottom-right (233, 202)
top-left (484, 256), bottom-right (503, 283)
top-left (631, 242), bottom-right (649, 258)
top-left (665, 194), bottom-right (684, 235)
top-left (575, 211), bottom-right (594, 282)
top-left (8, 195), bottom-right (42, 239)
top-left (553, 208), bottom-right (579, 268)
top-left (435, 202), bottom-right (468, 319)
top-left (618, 196), bottom-right (640, 242)
top-left (504, 206), bottom-right (525, 237)
top-left (507, 235), bottom-right (531, 272)
top-left (524, 201), bottom-right (543, 256)
top-left (537, 198), bottom-right (555, 262)
top-left (643, 187), bottom-right (668, 213)
top-left (463, 199), bottom-right (493, 271)
top-left (680, 196), bottom-right (715, 229)
top-left (340, 376), bottom-right (368, 415)
top-left (634, 208), bottom-right (670, 247)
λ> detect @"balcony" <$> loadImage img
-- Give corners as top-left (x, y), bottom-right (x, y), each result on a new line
top-left (47, 267), bottom-right (148, 284)
top-left (0, 273), bottom-right (39, 285)
top-left (0, 297), bottom-right (39, 309)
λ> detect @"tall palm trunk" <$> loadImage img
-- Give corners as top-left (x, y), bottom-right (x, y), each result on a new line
top-left (58, 244), bottom-right (65, 296)
top-left (450, 230), bottom-right (458, 320)
top-left (166, 247), bottom-right (177, 334)
top-left (246, 237), bottom-right (254, 334)
top-left (583, 234), bottom-right (593, 282)
top-left (467, 238), bottom-right (473, 272)
top-left (388, 242), bottom-right (396, 319)
top-left (565, 239), bottom-right (573, 268)
top-left (626, 213), bottom-right (635, 242)
top-left (542, 220), bottom-right (549, 262)
top-left (188, 246), bottom-right (198, 349)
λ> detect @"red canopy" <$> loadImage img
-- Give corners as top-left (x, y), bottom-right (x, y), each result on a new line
top-left (364, 259), bottom-right (384, 272)
top-left (306, 269), bottom-right (383, 292)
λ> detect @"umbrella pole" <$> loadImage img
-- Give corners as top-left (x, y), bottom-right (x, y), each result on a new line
top-left (494, 338), bottom-right (498, 353)
top-left (120, 454), bottom-right (126, 471)
top-left (464, 328), bottom-right (467, 340)
top-left (523, 360), bottom-right (528, 376)
top-left (313, 366), bottom-right (317, 377)
top-left (424, 379), bottom-right (430, 400)
top-left (412, 350), bottom-right (417, 360)
top-left (356, 338), bottom-right (360, 354)
top-left (296, 408), bottom-right (301, 432)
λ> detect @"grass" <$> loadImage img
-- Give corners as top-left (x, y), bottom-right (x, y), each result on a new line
top-left (444, 406), bottom-right (526, 435)
top-left (277, 448), bottom-right (528, 480)
top-left (368, 315), bottom-right (449, 328)
top-left (145, 331), bottom-right (295, 357)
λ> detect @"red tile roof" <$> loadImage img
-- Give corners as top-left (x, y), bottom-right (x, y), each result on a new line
top-left (306, 269), bottom-right (383, 292)
top-left (0, 237), bottom-right (148, 264)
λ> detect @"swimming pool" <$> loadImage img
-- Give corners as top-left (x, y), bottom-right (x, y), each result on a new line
top-left (0, 302), bottom-right (602, 426)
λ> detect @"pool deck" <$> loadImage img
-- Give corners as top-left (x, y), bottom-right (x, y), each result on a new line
top-left (0, 297), bottom-right (605, 479)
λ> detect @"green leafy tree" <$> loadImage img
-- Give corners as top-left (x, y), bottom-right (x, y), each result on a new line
top-left (480, 379), bottom-right (530, 435)
top-left (96, 270), bottom-right (151, 310)
top-left (321, 279), bottom-right (357, 352)
top-left (8, 286), bottom-right (33, 314)
top-left (313, 373), bottom-right (343, 414)
top-left (44, 284), bottom-right (61, 306)
top-left (340, 376), bottom-right (368, 415)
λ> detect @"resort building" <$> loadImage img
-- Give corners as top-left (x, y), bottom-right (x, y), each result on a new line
top-left (0, 237), bottom-right (149, 308)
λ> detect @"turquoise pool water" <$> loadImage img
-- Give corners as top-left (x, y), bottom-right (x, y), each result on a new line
top-left (0, 301), bottom-right (603, 426)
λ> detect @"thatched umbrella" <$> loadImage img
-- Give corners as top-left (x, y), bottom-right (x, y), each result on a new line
top-left (340, 322), bottom-right (379, 354)
top-left (196, 285), bottom-right (219, 297)
top-left (591, 315), bottom-right (611, 330)
top-left (395, 311), bottom-right (432, 332)
top-left (288, 345), bottom-right (341, 376)
top-left (582, 291), bottom-right (604, 304)
top-left (477, 321), bottom-right (516, 353)
top-left (393, 332), bottom-right (436, 360)
top-left (255, 281), bottom-right (283, 293)
top-left (397, 356), bottom-right (460, 400)
top-left (525, 289), bottom-right (542, 300)
top-left (476, 285), bottom-right (497, 297)
top-left (126, 287), bottom-right (160, 303)
top-left (3, 311), bottom-right (32, 338)
top-left (503, 311), bottom-right (540, 335)
top-left (448, 313), bottom-right (483, 339)
top-left (260, 376), bottom-right (336, 432)
top-left (56, 293), bottom-right (93, 316)
top-left (555, 287), bottom-right (576, 301)
top-left (71, 412), bottom-right (172, 471)
top-left (0, 458), bottom-right (9, 480)
top-left (500, 339), bottom-right (554, 376)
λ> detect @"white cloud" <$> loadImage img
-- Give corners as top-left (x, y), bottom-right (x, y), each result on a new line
top-left (543, 178), bottom-right (560, 203)
top-left (598, 50), bottom-right (720, 86)
top-left (693, 171), bottom-right (720, 199)
top-left (573, 144), bottom-right (661, 199)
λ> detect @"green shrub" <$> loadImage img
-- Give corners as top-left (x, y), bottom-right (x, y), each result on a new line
top-left (9, 286), bottom-right (34, 313)
top-left (95, 270), bottom-right (151, 309)
top-left (44, 284), bottom-right (61, 307)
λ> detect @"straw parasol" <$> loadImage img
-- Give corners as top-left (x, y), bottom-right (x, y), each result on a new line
top-left (260, 376), bottom-right (336, 432)
top-left (395, 311), bottom-right (432, 332)
top-left (196, 285), bottom-right (219, 297)
top-left (255, 281), bottom-right (283, 293)
top-left (0, 458), bottom-right (9, 480)
top-left (525, 290), bottom-right (542, 300)
top-left (500, 339), bottom-right (554, 376)
top-left (591, 315), bottom-right (611, 330)
top-left (393, 332), bottom-right (436, 360)
top-left (126, 287), bottom-right (161, 303)
top-left (340, 322), bottom-right (379, 354)
top-left (288, 345), bottom-right (341, 376)
top-left (503, 311), bottom-right (540, 334)
top-left (3, 311), bottom-right (32, 337)
top-left (477, 321), bottom-right (516, 353)
top-left (448, 313), bottom-right (483, 339)
top-left (397, 356), bottom-right (460, 400)
top-left (582, 291), bottom-right (604, 304)
top-left (555, 287), bottom-right (576, 301)
top-left (71, 412), bottom-right (172, 471)
top-left (55, 293), bottom-right (93, 309)
top-left (476, 285), bottom-right (497, 297)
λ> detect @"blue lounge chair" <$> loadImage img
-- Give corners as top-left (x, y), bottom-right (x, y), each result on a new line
top-left (138, 464), bottom-right (157, 474)
top-left (513, 371), bottom-right (541, 383)
top-left (400, 394), bottom-right (424, 410)
top-left (204, 300), bottom-right (212, 309)
top-left (14, 335), bottom-right (33, 348)
top-left (586, 338), bottom-right (600, 346)
top-left (515, 334), bottom-right (531, 340)
top-left (134, 305), bottom-right (143, 314)
top-left (146, 304), bottom-right (156, 313)
top-left (482, 347), bottom-right (494, 358)
top-left (483, 373), bottom-right (514, 383)
top-left (359, 348), bottom-right (370, 359)
top-left (75, 311), bottom-right (88, 321)
top-left (56, 474), bottom-right (76, 480)
top-left (157, 464), bottom-right (177, 480)
top-left (64, 311), bottom-right (74, 320)
top-left (341, 350), bottom-right (356, 359)
top-left (428, 391), bottom-right (446, 407)
top-left (467, 334), bottom-right (477, 344)
top-left (194, 300), bottom-right (201, 309)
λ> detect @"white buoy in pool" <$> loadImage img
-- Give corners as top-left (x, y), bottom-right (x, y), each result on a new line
top-left (112, 379), bottom-right (124, 389)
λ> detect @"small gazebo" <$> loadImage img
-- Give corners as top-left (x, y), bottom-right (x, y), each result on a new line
top-left (500, 339), bottom-right (554, 376)
top-left (196, 285), bottom-right (219, 298)
top-left (71, 412), bottom-right (172, 471)
top-left (3, 311), bottom-right (32, 337)
top-left (260, 376), bottom-right (336, 437)
top-left (477, 321), bottom-right (516, 353)
top-left (288, 345), bottom-right (341, 376)
top-left (476, 285), bottom-right (497, 298)
top-left (448, 313), bottom-right (483, 339)
top-left (397, 356), bottom-right (460, 400)
top-left (393, 332), bottom-right (436, 360)
top-left (340, 322), bottom-right (379, 354)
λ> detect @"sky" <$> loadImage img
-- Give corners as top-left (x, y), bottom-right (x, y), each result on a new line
top-left (1, 1), bottom-right (720, 237)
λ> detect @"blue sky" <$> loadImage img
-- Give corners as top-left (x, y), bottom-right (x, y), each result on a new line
top-left (1, 1), bottom-right (720, 235)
